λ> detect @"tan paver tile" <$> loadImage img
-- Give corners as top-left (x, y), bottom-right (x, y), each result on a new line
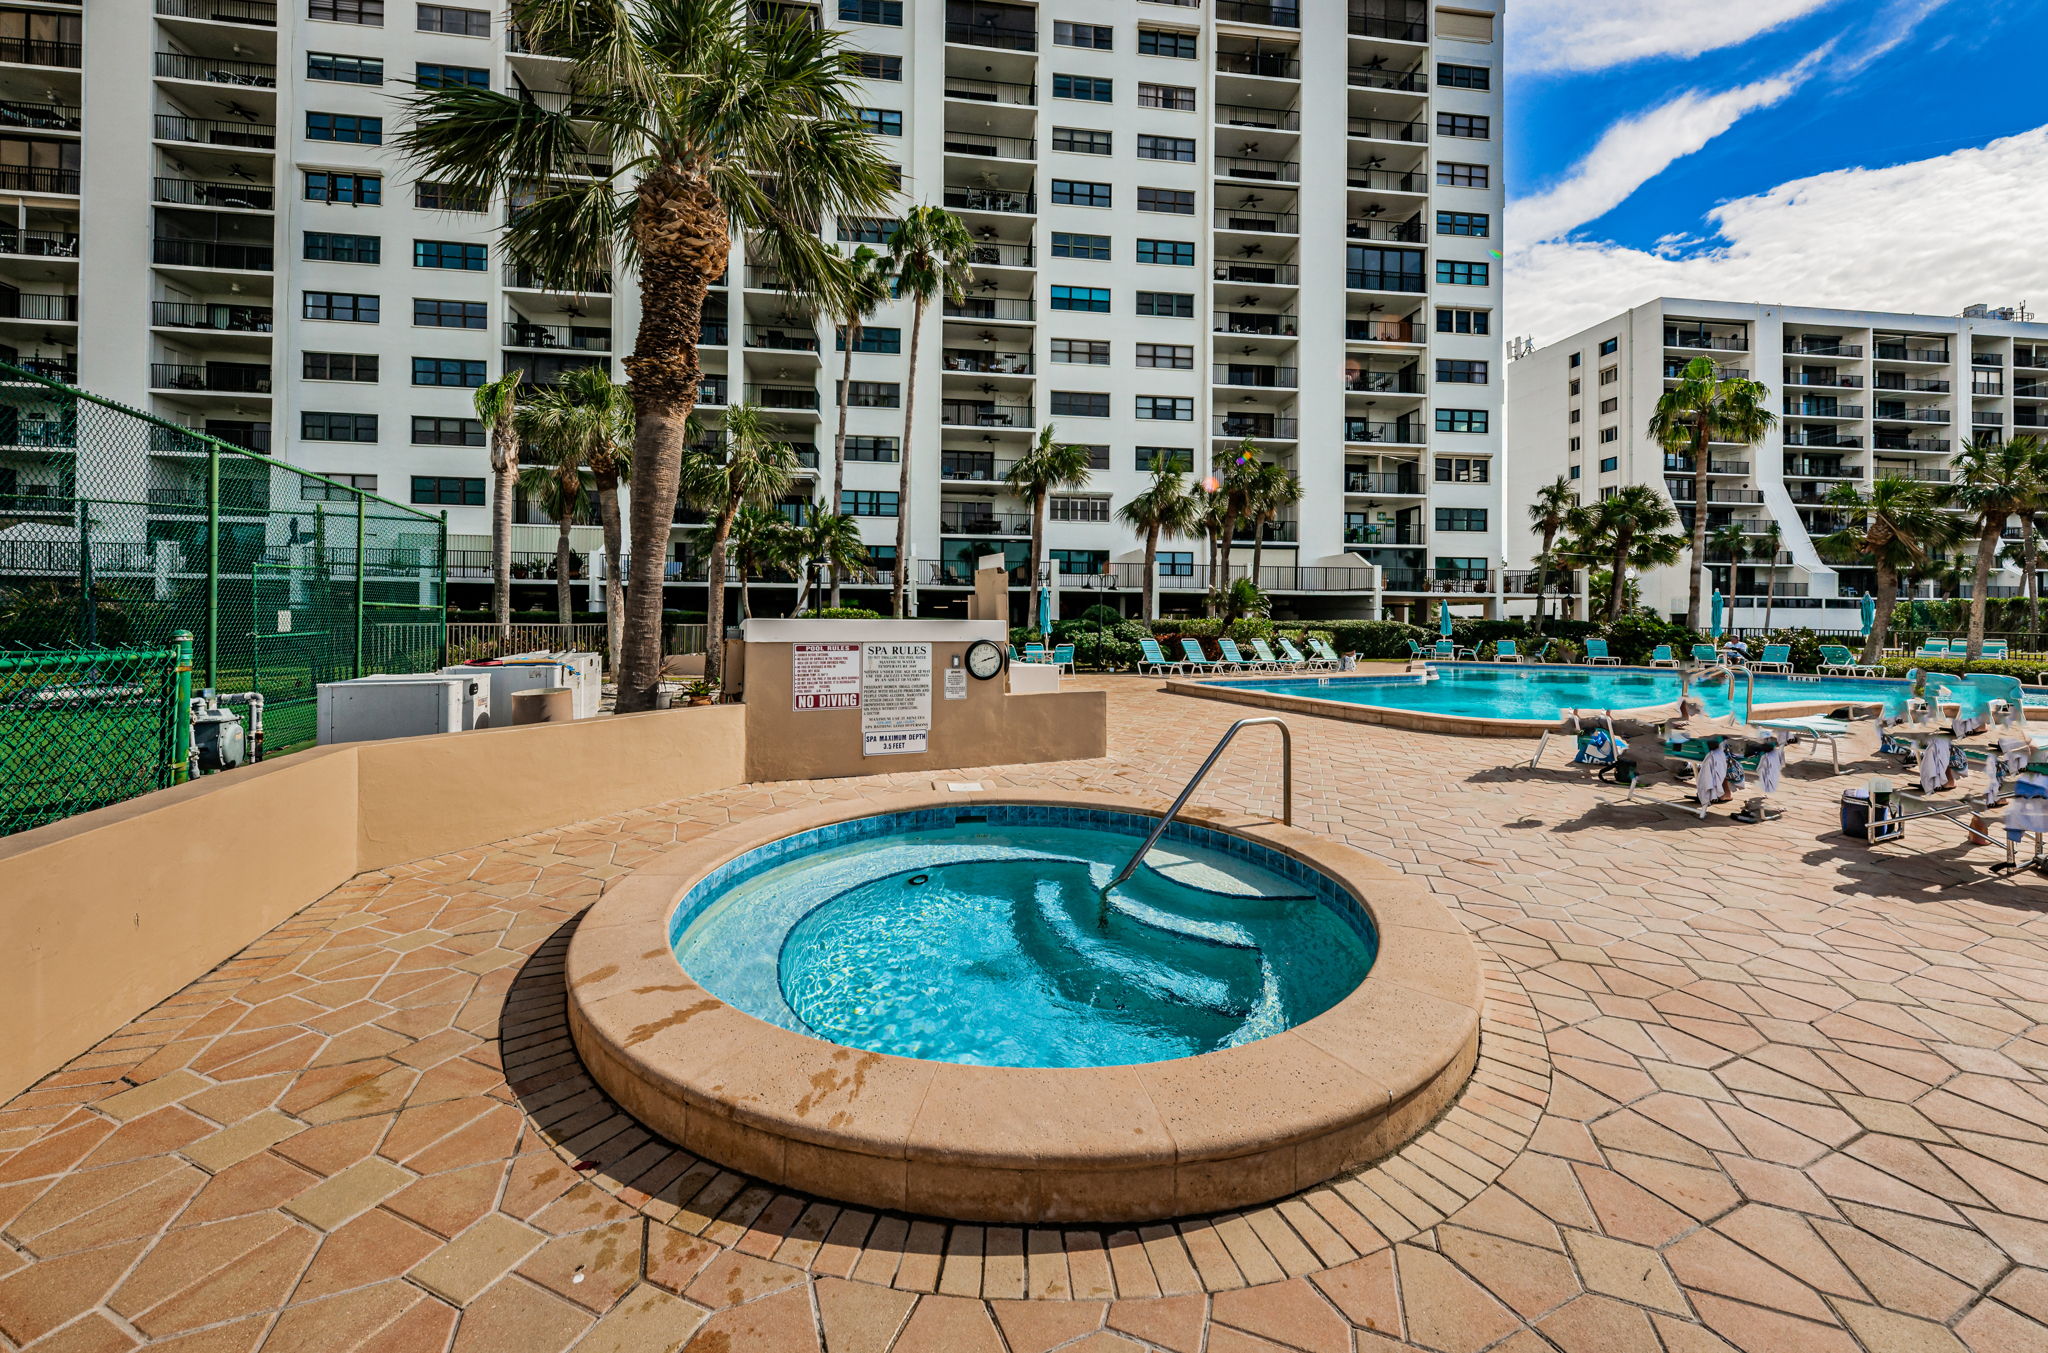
top-left (408, 1213), bottom-right (546, 1304)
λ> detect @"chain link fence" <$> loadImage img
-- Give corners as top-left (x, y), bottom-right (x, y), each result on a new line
top-left (0, 637), bottom-right (191, 836)
top-left (0, 363), bottom-right (447, 806)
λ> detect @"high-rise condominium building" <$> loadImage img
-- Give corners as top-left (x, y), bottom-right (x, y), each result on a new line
top-left (1505, 297), bottom-right (2048, 625)
top-left (6, 0), bottom-right (1508, 620)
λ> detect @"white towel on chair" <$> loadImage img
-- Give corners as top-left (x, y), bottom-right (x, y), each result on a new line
top-left (1920, 736), bottom-right (1953, 794)
top-left (1757, 746), bottom-right (1785, 795)
top-left (1696, 746), bottom-right (1728, 807)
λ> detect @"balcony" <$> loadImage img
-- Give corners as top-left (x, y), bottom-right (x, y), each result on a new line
top-left (150, 362), bottom-right (270, 393)
top-left (1216, 311), bottom-right (1298, 337)
top-left (1347, 66), bottom-right (1427, 93)
top-left (942, 297), bottom-right (1034, 323)
top-left (942, 186), bottom-right (1035, 215)
top-left (1215, 365), bottom-right (1297, 388)
top-left (1216, 414), bottom-right (1297, 439)
top-left (1668, 484), bottom-right (1765, 505)
top-left (1214, 207), bottom-right (1298, 234)
top-left (1347, 318), bottom-right (1420, 344)
top-left (506, 265), bottom-right (610, 293)
top-left (940, 451), bottom-right (1012, 482)
top-left (1783, 432), bottom-right (1862, 449)
top-left (1663, 455), bottom-right (1750, 475)
top-left (941, 348), bottom-right (1032, 375)
top-left (1874, 466), bottom-right (1951, 482)
top-left (0, 226), bottom-right (76, 258)
top-left (1346, 471), bottom-right (1422, 495)
top-left (1344, 418), bottom-right (1422, 444)
top-left (744, 326), bottom-right (819, 353)
top-left (1348, 3), bottom-right (1426, 40)
top-left (697, 376), bottom-right (728, 405)
top-left (1667, 330), bottom-right (1748, 351)
top-left (944, 20), bottom-right (1036, 52)
top-left (1873, 406), bottom-right (1950, 424)
top-left (1213, 262), bottom-right (1300, 287)
top-left (746, 383), bottom-right (818, 411)
top-left (153, 113), bottom-right (276, 149)
top-left (0, 356), bottom-right (74, 383)
top-left (1216, 50), bottom-right (1302, 80)
top-left (153, 238), bottom-right (273, 271)
top-left (1345, 218), bottom-right (1427, 245)
top-left (1343, 370), bottom-right (1422, 394)
top-left (2017, 410), bottom-right (2048, 429)
top-left (1347, 168), bottom-right (1427, 194)
top-left (1783, 458), bottom-right (1860, 478)
top-left (699, 320), bottom-right (729, 345)
top-left (2018, 348), bottom-right (2048, 370)
top-left (942, 77), bottom-right (1035, 106)
top-left (1220, 0), bottom-right (1300, 25)
top-left (0, 415), bottom-right (75, 447)
top-left (152, 301), bottom-right (272, 333)
top-left (1218, 103), bottom-right (1301, 131)
top-left (1873, 435), bottom-right (1949, 453)
top-left (0, 37), bottom-right (81, 68)
top-left (0, 100), bottom-right (79, 132)
top-left (1346, 269), bottom-right (1425, 294)
top-left (1784, 338), bottom-right (1862, 357)
top-left (1664, 363), bottom-right (1750, 380)
top-left (942, 399), bottom-right (1032, 428)
top-left (1873, 375), bottom-right (1952, 393)
top-left (1383, 570), bottom-right (1493, 593)
top-left (1782, 371), bottom-right (1862, 388)
top-left (967, 241), bottom-right (1034, 269)
top-left (1784, 401), bottom-right (1862, 418)
top-left (154, 52), bottom-right (276, 86)
top-left (1973, 379), bottom-right (2006, 397)
top-left (1231, 521), bottom-right (1297, 544)
top-left (153, 177), bottom-right (273, 211)
top-left (943, 130), bottom-right (1034, 161)
top-left (1349, 115), bottom-right (1425, 142)
top-left (1346, 525), bottom-right (1420, 546)
top-left (502, 320), bottom-right (609, 352)
top-left (0, 292), bottom-right (75, 321)
top-left (157, 0), bottom-right (277, 21)
top-left (1216, 156), bottom-right (1300, 184)
top-left (1875, 343), bottom-right (1950, 363)
top-left (941, 504), bottom-right (1030, 535)
top-left (0, 165), bottom-right (77, 195)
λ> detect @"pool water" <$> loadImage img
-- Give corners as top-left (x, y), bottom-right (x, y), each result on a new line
top-left (1214, 665), bottom-right (1916, 721)
top-left (669, 810), bottom-right (1375, 1068)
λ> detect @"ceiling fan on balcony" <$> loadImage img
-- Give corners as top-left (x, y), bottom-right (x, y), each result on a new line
top-left (216, 99), bottom-right (259, 123)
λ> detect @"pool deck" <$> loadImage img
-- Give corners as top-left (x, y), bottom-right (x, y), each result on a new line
top-left (6, 676), bottom-right (2048, 1352)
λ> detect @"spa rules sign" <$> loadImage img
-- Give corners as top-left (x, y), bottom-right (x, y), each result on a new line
top-left (860, 642), bottom-right (932, 756)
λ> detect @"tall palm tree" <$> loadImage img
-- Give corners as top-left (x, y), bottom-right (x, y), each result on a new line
top-left (515, 458), bottom-right (590, 627)
top-left (1244, 461), bottom-right (1301, 585)
top-left (1647, 356), bottom-right (1777, 631)
top-left (1708, 521), bottom-right (1749, 600)
top-left (821, 244), bottom-right (893, 606)
top-left (1116, 455), bottom-right (1201, 621)
top-left (1003, 425), bottom-right (1095, 629)
top-left (518, 366), bottom-right (634, 657)
top-left (472, 370), bottom-right (523, 639)
top-left (1755, 519), bottom-right (1783, 635)
top-left (1205, 442), bottom-right (1263, 616)
top-left (1949, 435), bottom-right (2043, 659)
top-left (677, 402), bottom-right (797, 684)
top-left (886, 205), bottom-right (976, 617)
top-left (1820, 474), bottom-right (1954, 663)
top-left (398, 0), bottom-right (898, 711)
top-left (1565, 485), bottom-right (1684, 620)
top-left (1525, 475), bottom-right (1576, 633)
top-left (787, 507), bottom-right (870, 613)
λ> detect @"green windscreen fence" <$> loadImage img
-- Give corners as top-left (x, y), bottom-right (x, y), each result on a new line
top-left (0, 363), bottom-right (447, 801)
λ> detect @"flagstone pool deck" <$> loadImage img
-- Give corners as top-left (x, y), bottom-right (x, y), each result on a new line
top-left (5, 676), bottom-right (2048, 1353)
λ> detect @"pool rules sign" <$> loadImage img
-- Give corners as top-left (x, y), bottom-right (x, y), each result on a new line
top-left (859, 642), bottom-right (932, 756)
top-left (791, 643), bottom-right (862, 711)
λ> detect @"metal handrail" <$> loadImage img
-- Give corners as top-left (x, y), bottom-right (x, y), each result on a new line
top-left (1106, 718), bottom-right (1293, 892)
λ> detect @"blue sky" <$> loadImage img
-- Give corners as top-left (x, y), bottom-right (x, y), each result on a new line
top-left (1502, 0), bottom-right (2048, 343)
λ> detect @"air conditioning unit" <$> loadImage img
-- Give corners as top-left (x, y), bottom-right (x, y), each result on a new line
top-left (317, 675), bottom-right (482, 745)
top-left (440, 659), bottom-right (573, 720)
top-left (362, 672), bottom-right (492, 729)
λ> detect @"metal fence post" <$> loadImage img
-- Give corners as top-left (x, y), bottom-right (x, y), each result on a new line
top-left (171, 630), bottom-right (193, 785)
top-left (76, 496), bottom-right (95, 646)
top-left (354, 496), bottom-right (367, 678)
top-left (438, 509), bottom-right (450, 668)
top-left (205, 439), bottom-right (220, 688)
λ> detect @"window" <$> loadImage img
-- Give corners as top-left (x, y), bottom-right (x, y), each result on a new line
top-left (413, 356), bottom-right (485, 387)
top-left (1135, 342), bottom-right (1193, 369)
top-left (1435, 308), bottom-right (1490, 335)
top-left (416, 62), bottom-right (488, 89)
top-left (1137, 83), bottom-right (1196, 111)
top-left (1437, 162), bottom-right (1490, 188)
top-left (1051, 338), bottom-right (1110, 365)
top-left (1599, 397), bottom-right (1618, 415)
top-left (835, 325), bottom-right (900, 354)
top-left (308, 52), bottom-right (382, 84)
top-left (415, 298), bottom-right (487, 328)
top-left (1139, 448), bottom-right (1193, 472)
top-left (1569, 463), bottom-right (1581, 478)
top-left (1436, 113), bottom-right (1490, 139)
top-left (1599, 365), bottom-right (1619, 385)
top-left (1569, 352), bottom-right (1582, 368)
top-left (1135, 134), bottom-right (1196, 163)
top-left (1137, 395), bottom-right (1193, 421)
top-left (1599, 337), bottom-right (1619, 356)
top-left (1600, 428), bottom-right (1620, 444)
top-left (416, 4), bottom-right (487, 36)
top-left (1136, 239), bottom-right (1194, 267)
top-left (1599, 455), bottom-right (1619, 471)
top-left (1053, 74), bottom-right (1113, 102)
top-left (836, 217), bottom-right (897, 245)
top-left (303, 411), bottom-right (378, 442)
top-left (303, 473), bottom-right (377, 500)
top-left (414, 239), bottom-right (485, 270)
top-left (1054, 20), bottom-right (1113, 48)
top-left (1569, 409), bottom-right (1582, 423)
top-left (1435, 409), bottom-right (1488, 434)
top-left (415, 181), bottom-right (484, 212)
top-left (1437, 62), bottom-right (1490, 89)
top-left (1135, 291), bottom-right (1194, 317)
top-left (1437, 260), bottom-right (1489, 286)
top-left (1137, 28), bottom-right (1197, 58)
top-left (1049, 233), bottom-right (1110, 262)
top-left (1568, 379), bottom-right (1581, 395)
top-left (1435, 508), bottom-right (1488, 532)
top-left (307, 112), bottom-right (383, 144)
top-left (305, 231), bottom-right (380, 264)
top-left (311, 0), bottom-right (382, 22)
top-left (304, 291), bottom-right (379, 323)
top-left (1437, 359), bottom-right (1489, 384)
top-left (412, 416), bottom-right (483, 445)
top-left (1137, 187), bottom-right (1195, 215)
top-left (1436, 211), bottom-right (1490, 237)
top-left (1051, 127), bottom-right (1112, 155)
top-left (845, 436), bottom-right (899, 462)
top-left (855, 53), bottom-right (901, 80)
top-left (1050, 549), bottom-right (1108, 575)
top-left (1050, 495), bottom-right (1111, 523)
top-left (305, 171), bottom-right (381, 204)
top-left (412, 475), bottom-right (484, 505)
top-left (1435, 456), bottom-right (1490, 482)
top-left (1052, 179), bottom-right (1112, 208)
top-left (1051, 285), bottom-right (1111, 313)
top-left (304, 352), bottom-right (378, 382)
top-left (840, 0), bottom-right (901, 23)
top-left (844, 381), bottom-right (899, 408)
top-left (1051, 391), bottom-right (1110, 417)
top-left (1080, 444), bottom-right (1111, 470)
top-left (846, 490), bottom-right (899, 517)
top-left (856, 108), bottom-right (902, 136)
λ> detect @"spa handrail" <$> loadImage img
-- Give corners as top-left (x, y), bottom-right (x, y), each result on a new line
top-left (1107, 717), bottom-right (1293, 890)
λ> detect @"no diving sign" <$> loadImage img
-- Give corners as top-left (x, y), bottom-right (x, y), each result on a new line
top-left (791, 643), bottom-right (862, 710)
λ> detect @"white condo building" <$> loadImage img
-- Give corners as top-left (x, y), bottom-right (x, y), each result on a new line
top-left (1504, 297), bottom-right (2048, 626)
top-left (5, 0), bottom-right (1510, 622)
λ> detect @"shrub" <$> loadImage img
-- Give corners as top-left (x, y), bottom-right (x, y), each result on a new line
top-left (797, 606), bottom-right (881, 619)
top-left (1603, 612), bottom-right (1701, 665)
top-left (1320, 620), bottom-right (1429, 660)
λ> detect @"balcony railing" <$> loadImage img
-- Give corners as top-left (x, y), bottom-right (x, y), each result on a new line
top-left (1667, 332), bottom-right (1748, 351)
top-left (1217, 103), bottom-right (1300, 131)
top-left (153, 177), bottom-right (274, 210)
top-left (1347, 318), bottom-right (1420, 344)
top-left (153, 237), bottom-right (274, 270)
top-left (0, 165), bottom-right (78, 194)
top-left (940, 505), bottom-right (1031, 534)
top-left (1665, 364), bottom-right (1750, 380)
top-left (153, 301), bottom-right (273, 332)
top-left (942, 297), bottom-right (1034, 322)
top-left (1347, 168), bottom-right (1427, 194)
top-left (0, 292), bottom-right (76, 321)
top-left (1875, 466), bottom-right (1951, 482)
top-left (1876, 344), bottom-right (1950, 363)
top-left (1348, 115), bottom-right (1425, 142)
top-left (2, 357), bottom-right (74, 383)
top-left (942, 77), bottom-right (1035, 106)
top-left (1382, 570), bottom-right (1495, 593)
top-left (1343, 370), bottom-right (1422, 394)
top-left (1782, 371), bottom-right (1862, 388)
top-left (1216, 50), bottom-right (1302, 79)
top-left (1346, 269), bottom-right (1426, 294)
top-left (1219, 0), bottom-right (1300, 25)
top-left (1663, 455), bottom-right (1750, 474)
top-left (157, 0), bottom-right (277, 21)
top-left (153, 113), bottom-right (276, 148)
top-left (1216, 156), bottom-right (1300, 183)
top-left (506, 320), bottom-right (610, 351)
top-left (697, 377), bottom-right (728, 405)
top-left (506, 266), bottom-right (610, 292)
top-left (1348, 5), bottom-right (1426, 40)
top-left (942, 186), bottom-right (1035, 215)
top-left (2018, 349), bottom-right (2048, 370)
top-left (967, 241), bottom-right (1034, 268)
top-left (942, 348), bottom-right (1033, 375)
top-left (1215, 365), bottom-right (1297, 388)
top-left (1217, 414), bottom-right (1297, 439)
top-left (1231, 521), bottom-right (1297, 544)
top-left (1216, 312), bottom-right (1298, 337)
top-left (0, 417), bottom-right (76, 447)
top-left (744, 326), bottom-right (819, 353)
top-left (942, 400), bottom-right (1032, 428)
top-left (942, 131), bottom-right (1034, 161)
top-left (1973, 379), bottom-right (2006, 396)
top-left (0, 227), bottom-right (77, 258)
top-left (155, 52), bottom-right (276, 86)
top-left (940, 451), bottom-right (1012, 482)
top-left (1214, 207), bottom-right (1299, 234)
top-left (1213, 262), bottom-right (1299, 286)
top-left (1783, 459), bottom-right (1860, 478)
top-left (2016, 410), bottom-right (2048, 429)
top-left (1784, 339), bottom-right (1862, 357)
top-left (1501, 570), bottom-right (1580, 597)
top-left (0, 99), bottom-right (80, 132)
top-left (1344, 218), bottom-right (1427, 244)
top-left (746, 383), bottom-right (818, 410)
top-left (0, 37), bottom-right (82, 68)
top-left (944, 20), bottom-right (1036, 52)
top-left (1874, 406), bottom-right (1949, 424)
top-left (699, 320), bottom-right (729, 345)
top-left (1347, 65), bottom-right (1427, 93)
top-left (1785, 402), bottom-right (1863, 418)
top-left (1344, 418), bottom-right (1423, 444)
top-left (151, 362), bottom-right (271, 393)
top-left (1346, 472), bottom-right (1422, 495)
top-left (1873, 436), bottom-right (1950, 453)
top-left (1782, 432), bottom-right (1862, 449)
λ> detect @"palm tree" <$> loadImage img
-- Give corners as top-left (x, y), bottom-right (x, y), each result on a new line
top-left (1755, 519), bottom-right (1783, 635)
top-left (1525, 475), bottom-right (1576, 633)
top-left (472, 370), bottom-right (523, 639)
top-left (515, 457), bottom-right (590, 627)
top-left (517, 366), bottom-right (634, 657)
top-left (787, 507), bottom-right (870, 613)
top-left (1949, 435), bottom-right (2044, 659)
top-left (677, 403), bottom-right (797, 685)
top-left (1819, 475), bottom-right (1954, 663)
top-left (1565, 485), bottom-right (1684, 620)
top-left (1116, 455), bottom-right (1201, 621)
top-left (886, 205), bottom-right (976, 617)
top-left (1205, 442), bottom-right (1263, 616)
top-left (1708, 521), bottom-right (1749, 602)
top-left (1647, 356), bottom-right (1777, 631)
top-left (820, 244), bottom-right (893, 606)
top-left (1003, 425), bottom-right (1095, 626)
top-left (1243, 461), bottom-right (1301, 585)
top-left (720, 503), bottom-right (791, 622)
top-left (398, 0), bottom-right (898, 711)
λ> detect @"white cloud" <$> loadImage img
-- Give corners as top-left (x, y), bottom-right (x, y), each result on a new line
top-left (1505, 128), bottom-right (2048, 344)
top-left (1509, 67), bottom-right (1817, 245)
top-left (1511, 0), bottom-right (1844, 72)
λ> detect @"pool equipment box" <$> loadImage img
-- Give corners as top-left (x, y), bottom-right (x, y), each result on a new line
top-left (317, 675), bottom-right (484, 745)
top-left (440, 661), bottom-right (579, 722)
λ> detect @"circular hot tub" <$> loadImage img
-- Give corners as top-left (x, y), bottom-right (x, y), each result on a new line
top-left (566, 790), bottom-right (1480, 1223)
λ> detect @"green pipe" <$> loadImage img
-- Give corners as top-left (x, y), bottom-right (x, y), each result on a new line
top-left (354, 498), bottom-right (366, 678)
top-left (206, 441), bottom-right (220, 687)
top-left (171, 631), bottom-right (193, 785)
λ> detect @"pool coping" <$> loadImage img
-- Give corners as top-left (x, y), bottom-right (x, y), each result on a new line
top-left (563, 787), bottom-right (1481, 1224)
top-left (1165, 662), bottom-right (1902, 737)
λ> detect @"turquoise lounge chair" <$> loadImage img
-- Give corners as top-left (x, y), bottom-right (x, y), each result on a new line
top-left (1531, 640), bottom-right (1555, 662)
top-left (1983, 640), bottom-right (2010, 661)
top-left (1251, 638), bottom-right (1295, 670)
top-left (1650, 645), bottom-right (1677, 667)
top-left (1691, 644), bottom-right (1719, 665)
top-left (1915, 638), bottom-right (1948, 659)
top-left (1492, 639), bottom-right (1522, 663)
top-left (1023, 642), bottom-right (1047, 664)
top-left (1819, 644), bottom-right (1880, 677)
top-left (1583, 639), bottom-right (1619, 666)
top-left (1405, 639), bottom-right (1427, 660)
top-left (1216, 638), bottom-right (1258, 671)
top-left (1179, 638), bottom-right (1225, 673)
top-left (1277, 637), bottom-right (1312, 668)
top-left (1052, 643), bottom-right (1076, 674)
top-left (1309, 639), bottom-right (1344, 669)
top-left (1753, 644), bottom-right (1792, 674)
top-left (1137, 638), bottom-right (1184, 676)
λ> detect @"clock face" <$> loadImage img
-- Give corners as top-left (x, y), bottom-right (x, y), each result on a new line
top-left (965, 639), bottom-right (1005, 680)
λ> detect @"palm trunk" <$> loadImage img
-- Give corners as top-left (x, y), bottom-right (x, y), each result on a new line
top-left (1764, 573), bottom-right (1776, 636)
top-left (1030, 491), bottom-right (1048, 634)
top-left (739, 562), bottom-right (751, 621)
top-left (616, 175), bottom-right (723, 712)
top-left (553, 515), bottom-right (572, 627)
top-left (830, 321), bottom-right (857, 608)
top-left (1969, 518), bottom-right (1999, 659)
top-left (1607, 535), bottom-right (1630, 620)
top-left (491, 432), bottom-right (516, 640)
top-left (1250, 516), bottom-right (1268, 587)
top-left (1141, 523), bottom-right (1159, 622)
top-left (892, 299), bottom-right (925, 618)
top-left (1532, 528), bottom-right (1555, 636)
top-left (1688, 420), bottom-right (1709, 630)
top-left (1866, 561), bottom-right (1900, 665)
top-left (596, 472), bottom-right (624, 664)
top-left (702, 497), bottom-right (740, 685)
top-left (2026, 515), bottom-right (2040, 654)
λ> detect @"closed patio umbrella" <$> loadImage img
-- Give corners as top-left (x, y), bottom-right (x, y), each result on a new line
top-left (1861, 594), bottom-right (1877, 637)
top-left (1711, 589), bottom-right (1723, 641)
top-left (1439, 601), bottom-right (1453, 638)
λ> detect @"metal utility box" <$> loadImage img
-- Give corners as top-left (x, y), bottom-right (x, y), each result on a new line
top-left (367, 672), bottom-right (493, 730)
top-left (317, 675), bottom-right (474, 746)
top-left (442, 659), bottom-right (590, 720)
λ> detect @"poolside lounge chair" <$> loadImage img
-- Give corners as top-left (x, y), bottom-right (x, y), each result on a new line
top-left (1432, 639), bottom-right (1475, 662)
top-left (1650, 645), bottom-right (1678, 667)
top-left (1023, 642), bottom-right (1047, 664)
top-left (1179, 638), bottom-right (1226, 674)
top-left (1492, 639), bottom-right (1523, 663)
top-left (1583, 639), bottom-right (1620, 666)
top-left (1752, 644), bottom-right (1793, 674)
top-left (1819, 644), bottom-right (1880, 678)
top-left (1983, 640), bottom-right (2010, 661)
top-left (1310, 639), bottom-right (1346, 669)
top-left (1277, 637), bottom-right (1313, 668)
top-left (1250, 638), bottom-right (1296, 670)
top-left (1691, 644), bottom-right (1719, 665)
top-left (1052, 644), bottom-right (1076, 674)
top-left (1406, 638), bottom-right (1426, 660)
top-left (1216, 638), bottom-right (1260, 671)
top-left (1137, 638), bottom-right (1184, 676)
top-left (1007, 643), bottom-right (1022, 663)
top-left (1916, 638), bottom-right (1949, 659)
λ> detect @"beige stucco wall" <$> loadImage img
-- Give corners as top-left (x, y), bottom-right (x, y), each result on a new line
top-left (0, 706), bottom-right (749, 1104)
